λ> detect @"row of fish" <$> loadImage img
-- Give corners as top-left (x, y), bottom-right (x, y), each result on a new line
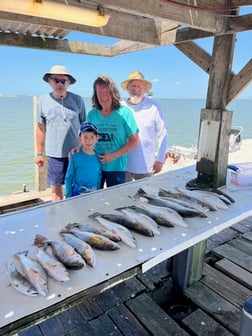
top-left (6, 186), bottom-right (235, 297)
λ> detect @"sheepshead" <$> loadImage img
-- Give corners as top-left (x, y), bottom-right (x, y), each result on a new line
top-left (89, 212), bottom-right (137, 248)
top-left (136, 189), bottom-right (206, 218)
top-left (33, 234), bottom-right (85, 270)
top-left (64, 222), bottom-right (121, 242)
top-left (64, 228), bottom-right (120, 250)
top-left (6, 257), bottom-right (38, 297)
top-left (99, 212), bottom-right (156, 237)
top-left (30, 246), bottom-right (70, 282)
top-left (61, 232), bottom-right (96, 267)
top-left (176, 187), bottom-right (228, 210)
top-left (129, 195), bottom-right (188, 228)
top-left (13, 251), bottom-right (48, 297)
top-left (114, 208), bottom-right (161, 236)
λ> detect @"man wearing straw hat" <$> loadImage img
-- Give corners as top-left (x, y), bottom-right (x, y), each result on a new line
top-left (121, 71), bottom-right (168, 181)
top-left (35, 65), bottom-right (86, 201)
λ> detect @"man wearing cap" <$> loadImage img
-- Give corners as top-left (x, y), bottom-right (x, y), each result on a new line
top-left (35, 65), bottom-right (86, 201)
top-left (121, 71), bottom-right (168, 181)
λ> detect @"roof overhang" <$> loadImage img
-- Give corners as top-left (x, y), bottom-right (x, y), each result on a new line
top-left (0, 0), bottom-right (251, 56)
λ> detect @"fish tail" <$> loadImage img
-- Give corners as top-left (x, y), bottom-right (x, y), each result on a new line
top-left (60, 230), bottom-right (69, 236)
top-left (15, 250), bottom-right (29, 257)
top-left (33, 234), bottom-right (48, 247)
top-left (64, 223), bottom-right (75, 230)
top-left (115, 206), bottom-right (129, 212)
top-left (137, 188), bottom-right (147, 195)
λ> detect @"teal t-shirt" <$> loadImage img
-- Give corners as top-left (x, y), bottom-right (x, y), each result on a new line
top-left (87, 105), bottom-right (138, 171)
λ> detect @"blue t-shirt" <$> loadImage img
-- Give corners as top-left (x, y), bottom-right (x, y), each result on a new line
top-left (87, 105), bottom-right (139, 171)
top-left (64, 150), bottom-right (102, 198)
top-left (37, 92), bottom-right (86, 157)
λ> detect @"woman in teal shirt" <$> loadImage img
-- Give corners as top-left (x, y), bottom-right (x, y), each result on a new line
top-left (87, 75), bottom-right (139, 187)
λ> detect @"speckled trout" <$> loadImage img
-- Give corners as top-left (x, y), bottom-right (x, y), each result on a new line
top-left (33, 234), bottom-right (85, 270)
top-left (6, 257), bottom-right (38, 297)
top-left (13, 251), bottom-right (48, 297)
top-left (61, 232), bottom-right (96, 267)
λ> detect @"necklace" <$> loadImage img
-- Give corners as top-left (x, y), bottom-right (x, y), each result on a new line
top-left (61, 97), bottom-right (67, 122)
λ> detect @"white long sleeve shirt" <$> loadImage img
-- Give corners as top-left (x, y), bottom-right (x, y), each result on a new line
top-left (126, 97), bottom-right (168, 174)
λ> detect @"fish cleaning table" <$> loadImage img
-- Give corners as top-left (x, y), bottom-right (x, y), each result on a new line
top-left (1, 165), bottom-right (252, 335)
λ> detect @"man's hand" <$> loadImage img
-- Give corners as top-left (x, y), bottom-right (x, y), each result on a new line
top-left (153, 161), bottom-right (164, 174)
top-left (35, 155), bottom-right (44, 167)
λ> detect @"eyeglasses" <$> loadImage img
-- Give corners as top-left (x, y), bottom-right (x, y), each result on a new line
top-left (50, 77), bottom-right (69, 84)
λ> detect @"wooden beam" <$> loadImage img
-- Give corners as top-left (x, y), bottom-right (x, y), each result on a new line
top-left (0, 32), bottom-right (113, 56)
top-left (227, 59), bottom-right (252, 104)
top-left (159, 26), bottom-right (213, 46)
top-left (0, 10), bottom-right (161, 45)
top-left (110, 41), bottom-right (154, 56)
top-left (175, 41), bottom-right (212, 73)
top-left (231, 0), bottom-right (252, 6)
top-left (206, 35), bottom-right (236, 109)
top-left (227, 14), bottom-right (252, 34)
top-left (94, 0), bottom-right (225, 33)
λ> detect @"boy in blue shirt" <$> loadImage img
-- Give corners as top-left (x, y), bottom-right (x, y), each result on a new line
top-left (65, 122), bottom-right (101, 198)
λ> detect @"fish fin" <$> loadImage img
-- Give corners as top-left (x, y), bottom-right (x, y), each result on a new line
top-left (88, 212), bottom-right (102, 219)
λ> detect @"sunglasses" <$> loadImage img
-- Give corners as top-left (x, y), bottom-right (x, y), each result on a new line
top-left (50, 77), bottom-right (69, 84)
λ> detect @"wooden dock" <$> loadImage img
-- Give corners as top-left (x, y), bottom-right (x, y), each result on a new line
top-left (0, 189), bottom-right (51, 214)
top-left (15, 216), bottom-right (252, 336)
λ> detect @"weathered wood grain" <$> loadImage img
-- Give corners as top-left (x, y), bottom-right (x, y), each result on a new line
top-left (212, 243), bottom-right (252, 272)
top-left (182, 308), bottom-right (233, 335)
top-left (215, 258), bottom-right (252, 290)
top-left (184, 282), bottom-right (241, 335)
top-left (126, 293), bottom-right (190, 336)
top-left (202, 263), bottom-right (251, 308)
top-left (108, 304), bottom-right (151, 336)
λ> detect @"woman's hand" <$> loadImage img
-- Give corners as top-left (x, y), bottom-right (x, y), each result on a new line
top-left (99, 152), bottom-right (115, 163)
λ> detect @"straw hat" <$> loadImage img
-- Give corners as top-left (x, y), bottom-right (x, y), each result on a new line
top-left (121, 71), bottom-right (152, 91)
top-left (43, 65), bottom-right (76, 84)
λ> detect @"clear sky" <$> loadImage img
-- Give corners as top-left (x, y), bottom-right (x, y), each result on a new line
top-left (1, 7), bottom-right (251, 100)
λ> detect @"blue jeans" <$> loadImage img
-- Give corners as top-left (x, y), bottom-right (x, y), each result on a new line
top-left (101, 171), bottom-right (126, 188)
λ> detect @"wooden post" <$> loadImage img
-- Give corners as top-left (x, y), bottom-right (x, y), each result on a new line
top-left (33, 96), bottom-right (48, 191)
top-left (187, 34), bottom-right (236, 189)
top-left (184, 33), bottom-right (236, 290)
top-left (195, 108), bottom-right (233, 187)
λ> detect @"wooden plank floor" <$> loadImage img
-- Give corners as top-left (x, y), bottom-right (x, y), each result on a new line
top-left (10, 216), bottom-right (252, 336)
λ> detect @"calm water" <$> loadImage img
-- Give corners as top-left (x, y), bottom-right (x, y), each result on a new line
top-left (0, 96), bottom-right (251, 196)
